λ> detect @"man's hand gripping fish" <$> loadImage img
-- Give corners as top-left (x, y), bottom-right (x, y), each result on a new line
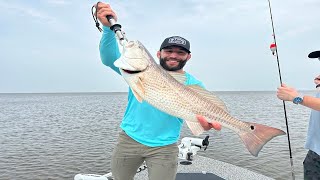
top-left (114, 40), bottom-right (286, 157)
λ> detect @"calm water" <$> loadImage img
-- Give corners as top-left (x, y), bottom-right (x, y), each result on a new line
top-left (0, 91), bottom-right (316, 180)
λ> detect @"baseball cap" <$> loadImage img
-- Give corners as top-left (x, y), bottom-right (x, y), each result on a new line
top-left (160, 36), bottom-right (191, 53)
top-left (308, 50), bottom-right (320, 59)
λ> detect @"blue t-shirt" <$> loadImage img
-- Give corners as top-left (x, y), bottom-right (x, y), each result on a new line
top-left (305, 91), bottom-right (320, 155)
top-left (100, 26), bottom-right (204, 147)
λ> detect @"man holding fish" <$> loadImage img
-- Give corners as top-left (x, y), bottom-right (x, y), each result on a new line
top-left (95, 2), bottom-right (221, 180)
top-left (95, 2), bottom-right (285, 180)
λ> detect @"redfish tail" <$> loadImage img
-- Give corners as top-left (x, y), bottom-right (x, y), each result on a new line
top-left (239, 122), bottom-right (286, 157)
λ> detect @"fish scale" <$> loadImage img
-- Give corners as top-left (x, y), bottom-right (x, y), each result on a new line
top-left (143, 67), bottom-right (249, 138)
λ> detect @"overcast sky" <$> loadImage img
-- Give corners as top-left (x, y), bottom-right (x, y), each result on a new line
top-left (0, 0), bottom-right (319, 93)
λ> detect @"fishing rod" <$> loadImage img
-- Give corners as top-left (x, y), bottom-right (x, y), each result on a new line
top-left (267, 0), bottom-right (295, 179)
top-left (91, 2), bottom-right (128, 46)
top-left (105, 15), bottom-right (128, 46)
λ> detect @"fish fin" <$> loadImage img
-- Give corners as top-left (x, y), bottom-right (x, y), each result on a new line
top-left (185, 120), bottom-right (205, 136)
top-left (187, 85), bottom-right (228, 112)
top-left (168, 71), bottom-right (187, 84)
top-left (131, 78), bottom-right (145, 103)
top-left (239, 121), bottom-right (286, 157)
top-left (132, 89), bottom-right (143, 103)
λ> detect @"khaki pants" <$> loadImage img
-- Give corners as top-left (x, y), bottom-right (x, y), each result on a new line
top-left (111, 131), bottom-right (178, 180)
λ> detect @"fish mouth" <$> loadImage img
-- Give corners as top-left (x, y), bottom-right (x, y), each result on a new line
top-left (114, 57), bottom-right (146, 75)
top-left (121, 69), bottom-right (142, 74)
top-left (114, 57), bottom-right (140, 73)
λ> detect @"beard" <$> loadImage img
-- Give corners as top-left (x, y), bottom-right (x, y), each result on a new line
top-left (159, 56), bottom-right (188, 71)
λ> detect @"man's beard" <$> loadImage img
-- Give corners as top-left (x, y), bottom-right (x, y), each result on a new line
top-left (159, 57), bottom-right (188, 71)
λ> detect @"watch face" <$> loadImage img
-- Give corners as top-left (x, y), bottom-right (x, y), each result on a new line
top-left (293, 97), bottom-right (303, 104)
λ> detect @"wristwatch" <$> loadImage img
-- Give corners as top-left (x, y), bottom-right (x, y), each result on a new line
top-left (293, 96), bottom-right (303, 104)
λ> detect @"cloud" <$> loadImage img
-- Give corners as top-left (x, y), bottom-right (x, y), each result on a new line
top-left (0, 1), bottom-right (51, 20)
top-left (47, 0), bottom-right (71, 6)
top-left (268, 0), bottom-right (320, 39)
top-left (0, 1), bottom-right (69, 32)
top-left (0, 0), bottom-right (318, 92)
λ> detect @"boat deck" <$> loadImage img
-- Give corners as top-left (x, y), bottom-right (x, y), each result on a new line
top-left (134, 156), bottom-right (274, 180)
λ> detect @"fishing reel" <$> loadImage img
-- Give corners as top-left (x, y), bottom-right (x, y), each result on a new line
top-left (178, 135), bottom-right (210, 165)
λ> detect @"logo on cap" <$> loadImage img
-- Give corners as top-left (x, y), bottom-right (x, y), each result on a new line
top-left (168, 37), bottom-right (186, 45)
top-left (160, 36), bottom-right (190, 53)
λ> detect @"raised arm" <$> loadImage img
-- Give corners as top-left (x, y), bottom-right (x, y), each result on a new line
top-left (96, 2), bottom-right (121, 75)
top-left (99, 26), bottom-right (121, 74)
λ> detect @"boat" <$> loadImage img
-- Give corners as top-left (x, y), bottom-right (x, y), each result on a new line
top-left (74, 136), bottom-right (274, 180)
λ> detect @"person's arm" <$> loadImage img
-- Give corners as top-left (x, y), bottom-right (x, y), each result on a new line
top-left (99, 26), bottom-right (121, 75)
top-left (277, 84), bottom-right (320, 111)
top-left (301, 95), bottom-right (320, 111)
